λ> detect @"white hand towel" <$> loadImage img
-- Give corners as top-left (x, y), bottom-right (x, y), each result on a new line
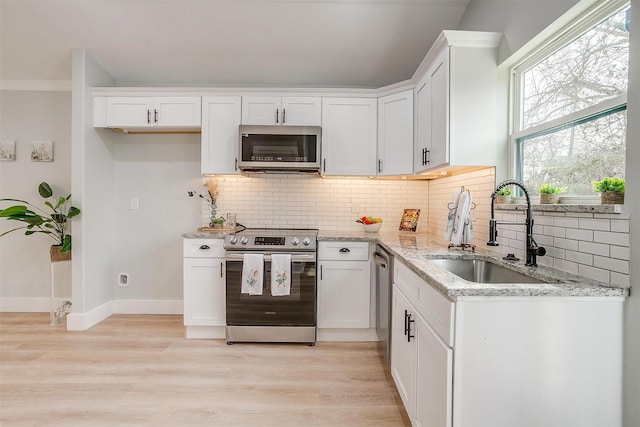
top-left (461, 191), bottom-right (474, 244)
top-left (445, 188), bottom-right (463, 241)
top-left (450, 191), bottom-right (471, 246)
top-left (241, 254), bottom-right (263, 295)
top-left (271, 254), bottom-right (291, 296)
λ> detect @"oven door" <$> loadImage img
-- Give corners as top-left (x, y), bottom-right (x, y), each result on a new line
top-left (225, 253), bottom-right (316, 326)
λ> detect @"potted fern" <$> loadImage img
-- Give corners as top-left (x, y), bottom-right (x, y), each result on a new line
top-left (0, 182), bottom-right (80, 261)
top-left (539, 184), bottom-right (566, 204)
top-left (592, 177), bottom-right (625, 204)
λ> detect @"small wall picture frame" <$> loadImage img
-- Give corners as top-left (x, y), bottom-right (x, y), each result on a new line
top-left (31, 140), bottom-right (54, 162)
top-left (0, 140), bottom-right (16, 161)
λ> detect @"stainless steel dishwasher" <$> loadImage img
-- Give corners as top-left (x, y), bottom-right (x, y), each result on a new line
top-left (373, 244), bottom-right (393, 366)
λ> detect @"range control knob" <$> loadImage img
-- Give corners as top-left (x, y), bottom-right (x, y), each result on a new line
top-left (240, 237), bottom-right (249, 245)
top-left (228, 236), bottom-right (238, 245)
top-left (302, 237), bottom-right (311, 246)
top-left (291, 237), bottom-right (300, 246)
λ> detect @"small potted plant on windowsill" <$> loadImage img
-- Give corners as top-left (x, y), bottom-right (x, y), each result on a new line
top-left (0, 182), bottom-right (80, 261)
top-left (539, 184), bottom-right (566, 204)
top-left (592, 177), bottom-right (625, 204)
top-left (495, 188), bottom-right (512, 204)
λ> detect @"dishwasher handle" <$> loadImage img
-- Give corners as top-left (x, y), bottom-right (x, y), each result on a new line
top-left (372, 252), bottom-right (388, 269)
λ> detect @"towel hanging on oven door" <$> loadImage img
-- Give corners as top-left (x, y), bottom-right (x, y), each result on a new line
top-left (270, 254), bottom-right (291, 296)
top-left (241, 253), bottom-right (264, 295)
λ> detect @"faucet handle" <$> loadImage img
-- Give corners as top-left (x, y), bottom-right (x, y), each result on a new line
top-left (487, 219), bottom-right (499, 246)
top-left (528, 246), bottom-right (546, 257)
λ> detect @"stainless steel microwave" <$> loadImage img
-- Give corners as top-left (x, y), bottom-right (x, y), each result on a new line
top-left (238, 125), bottom-right (321, 174)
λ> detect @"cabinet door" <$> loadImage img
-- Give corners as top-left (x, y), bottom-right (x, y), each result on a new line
top-left (201, 96), bottom-right (241, 174)
top-left (241, 96), bottom-right (281, 125)
top-left (415, 314), bottom-right (453, 427)
top-left (428, 49), bottom-right (449, 168)
top-left (414, 47), bottom-right (449, 173)
top-left (183, 258), bottom-right (225, 326)
top-left (321, 98), bottom-right (377, 176)
top-left (106, 97), bottom-right (154, 127)
top-left (391, 285), bottom-right (416, 420)
top-left (154, 97), bottom-right (201, 127)
top-left (378, 90), bottom-right (413, 176)
top-left (317, 260), bottom-right (371, 328)
top-left (281, 97), bottom-right (321, 126)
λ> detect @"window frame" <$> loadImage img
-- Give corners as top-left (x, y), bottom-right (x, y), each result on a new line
top-left (507, 0), bottom-right (630, 186)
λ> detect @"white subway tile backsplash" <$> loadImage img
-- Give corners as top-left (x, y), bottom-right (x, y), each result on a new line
top-left (578, 218), bottom-right (610, 231)
top-left (593, 256), bottom-right (629, 274)
top-left (578, 264), bottom-right (610, 283)
top-left (553, 237), bottom-right (579, 251)
top-left (611, 219), bottom-right (629, 233)
top-left (554, 217), bottom-right (579, 228)
top-left (565, 228), bottom-right (594, 241)
top-left (610, 245), bottom-right (630, 260)
top-left (554, 259), bottom-right (578, 274)
top-left (593, 231), bottom-right (630, 247)
top-left (578, 241), bottom-right (610, 257)
top-left (610, 272), bottom-right (630, 287)
top-left (566, 250), bottom-right (593, 266)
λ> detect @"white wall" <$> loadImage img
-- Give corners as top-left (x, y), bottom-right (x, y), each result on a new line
top-left (68, 49), bottom-right (116, 329)
top-left (113, 133), bottom-right (201, 302)
top-left (0, 90), bottom-right (72, 310)
top-left (458, 0), bottom-right (580, 62)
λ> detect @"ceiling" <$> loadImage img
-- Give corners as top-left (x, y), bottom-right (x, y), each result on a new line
top-left (0, 0), bottom-right (474, 89)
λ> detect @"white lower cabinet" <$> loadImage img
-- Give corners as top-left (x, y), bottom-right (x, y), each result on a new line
top-left (317, 241), bottom-right (373, 340)
top-left (391, 259), bottom-right (624, 427)
top-left (183, 238), bottom-right (226, 339)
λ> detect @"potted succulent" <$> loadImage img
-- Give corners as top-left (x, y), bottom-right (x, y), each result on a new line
top-left (0, 182), bottom-right (80, 261)
top-left (592, 177), bottom-right (625, 204)
top-left (495, 187), bottom-right (512, 204)
top-left (539, 183), bottom-right (566, 204)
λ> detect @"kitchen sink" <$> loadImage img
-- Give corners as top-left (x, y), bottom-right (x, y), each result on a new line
top-left (430, 258), bottom-right (546, 284)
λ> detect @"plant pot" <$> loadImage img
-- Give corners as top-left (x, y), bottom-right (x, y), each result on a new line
top-left (539, 194), bottom-right (559, 204)
top-left (495, 195), bottom-right (511, 204)
top-left (600, 191), bottom-right (624, 205)
top-left (50, 245), bottom-right (71, 262)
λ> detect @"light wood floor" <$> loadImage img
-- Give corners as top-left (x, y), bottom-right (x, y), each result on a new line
top-left (0, 313), bottom-right (411, 427)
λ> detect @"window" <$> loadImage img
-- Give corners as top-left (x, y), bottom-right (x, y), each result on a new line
top-left (511, 1), bottom-right (630, 195)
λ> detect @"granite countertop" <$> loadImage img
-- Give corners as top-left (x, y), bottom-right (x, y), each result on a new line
top-left (183, 228), bottom-right (629, 300)
top-left (320, 229), bottom-right (629, 300)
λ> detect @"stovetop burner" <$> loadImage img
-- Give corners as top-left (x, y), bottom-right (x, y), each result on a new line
top-left (224, 228), bottom-right (318, 251)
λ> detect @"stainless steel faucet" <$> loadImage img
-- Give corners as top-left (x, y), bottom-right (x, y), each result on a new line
top-left (487, 180), bottom-right (546, 266)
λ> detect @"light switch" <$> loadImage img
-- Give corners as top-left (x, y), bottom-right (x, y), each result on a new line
top-left (130, 197), bottom-right (139, 210)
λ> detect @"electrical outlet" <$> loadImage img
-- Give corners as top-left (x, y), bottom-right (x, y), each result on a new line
top-left (130, 197), bottom-right (139, 210)
top-left (118, 273), bottom-right (129, 287)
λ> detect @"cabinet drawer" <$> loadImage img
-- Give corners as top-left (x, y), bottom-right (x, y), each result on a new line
top-left (395, 260), bottom-right (454, 346)
top-left (318, 241), bottom-right (369, 261)
top-left (183, 238), bottom-right (225, 258)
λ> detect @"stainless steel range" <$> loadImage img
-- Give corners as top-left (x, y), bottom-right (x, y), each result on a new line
top-left (224, 228), bottom-right (318, 345)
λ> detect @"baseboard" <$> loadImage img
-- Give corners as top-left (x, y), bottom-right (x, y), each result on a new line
top-left (66, 300), bottom-right (114, 331)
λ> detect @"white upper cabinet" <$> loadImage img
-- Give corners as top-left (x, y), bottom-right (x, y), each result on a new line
top-left (241, 96), bottom-right (321, 126)
top-left (321, 97), bottom-right (377, 176)
top-left (102, 96), bottom-right (201, 129)
top-left (201, 96), bottom-right (242, 175)
top-left (378, 90), bottom-right (414, 176)
top-left (413, 31), bottom-right (502, 174)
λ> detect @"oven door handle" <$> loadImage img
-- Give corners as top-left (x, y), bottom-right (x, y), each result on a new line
top-left (225, 253), bottom-right (316, 262)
